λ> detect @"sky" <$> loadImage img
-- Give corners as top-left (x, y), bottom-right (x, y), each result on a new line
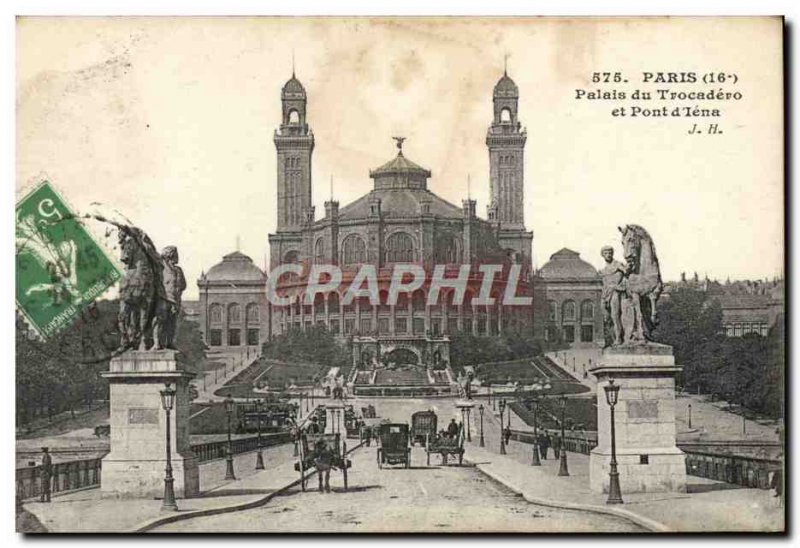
top-left (16, 17), bottom-right (784, 299)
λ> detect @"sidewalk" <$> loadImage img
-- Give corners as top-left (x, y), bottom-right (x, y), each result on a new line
top-left (467, 406), bottom-right (784, 533)
top-left (22, 441), bottom-right (319, 533)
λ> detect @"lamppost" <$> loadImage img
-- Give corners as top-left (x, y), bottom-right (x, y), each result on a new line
top-left (255, 399), bottom-right (265, 470)
top-left (465, 406), bottom-right (472, 442)
top-left (478, 404), bottom-right (485, 447)
top-left (498, 399), bottom-right (507, 455)
top-left (529, 395), bottom-right (541, 466)
top-left (224, 395), bottom-right (236, 480)
top-left (159, 383), bottom-right (178, 511)
top-left (491, 384), bottom-right (496, 411)
top-left (688, 403), bottom-right (692, 429)
top-left (558, 395), bottom-right (570, 476)
top-left (604, 379), bottom-right (623, 504)
top-left (305, 391), bottom-right (309, 412)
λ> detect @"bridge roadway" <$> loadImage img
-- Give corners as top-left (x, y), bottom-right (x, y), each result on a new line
top-left (153, 397), bottom-right (643, 533)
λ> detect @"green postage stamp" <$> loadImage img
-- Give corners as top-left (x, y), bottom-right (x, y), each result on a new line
top-left (15, 180), bottom-right (121, 338)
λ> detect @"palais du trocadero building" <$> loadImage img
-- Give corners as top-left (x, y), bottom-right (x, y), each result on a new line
top-left (266, 70), bottom-right (542, 369)
top-left (196, 70), bottom-right (604, 367)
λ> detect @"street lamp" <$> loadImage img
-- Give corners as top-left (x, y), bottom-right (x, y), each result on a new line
top-left (224, 395), bottom-right (237, 480)
top-left (159, 383), bottom-right (178, 511)
top-left (558, 395), bottom-right (570, 476)
top-left (305, 391), bottom-right (309, 412)
top-left (255, 399), bottom-right (265, 470)
top-left (498, 399), bottom-right (507, 455)
top-left (491, 383), bottom-right (496, 411)
top-left (465, 406), bottom-right (472, 442)
top-left (478, 404), bottom-right (485, 447)
top-left (603, 379), bottom-right (623, 504)
top-left (529, 396), bottom-right (541, 466)
top-left (688, 403), bottom-right (692, 429)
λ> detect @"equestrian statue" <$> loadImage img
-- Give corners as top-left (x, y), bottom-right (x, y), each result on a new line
top-left (601, 224), bottom-right (663, 346)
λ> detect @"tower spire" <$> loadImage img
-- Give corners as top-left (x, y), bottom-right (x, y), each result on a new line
top-left (467, 174), bottom-right (471, 199)
top-left (292, 49), bottom-right (295, 78)
top-left (330, 174), bottom-right (334, 201)
top-left (235, 235), bottom-right (241, 252)
top-left (504, 53), bottom-right (509, 76)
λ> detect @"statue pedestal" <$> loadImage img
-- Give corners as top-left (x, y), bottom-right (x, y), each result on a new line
top-left (589, 343), bottom-right (686, 494)
top-left (101, 350), bottom-right (199, 499)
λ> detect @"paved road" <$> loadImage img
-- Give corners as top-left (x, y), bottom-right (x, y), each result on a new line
top-left (155, 396), bottom-right (643, 533)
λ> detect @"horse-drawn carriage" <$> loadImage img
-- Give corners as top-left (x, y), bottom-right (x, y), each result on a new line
top-left (293, 432), bottom-right (352, 491)
top-left (376, 423), bottom-right (411, 469)
top-left (425, 423), bottom-right (465, 466)
top-left (411, 410), bottom-right (437, 447)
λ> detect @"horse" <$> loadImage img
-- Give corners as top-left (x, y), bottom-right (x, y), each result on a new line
top-left (618, 224), bottom-right (663, 343)
top-left (118, 228), bottom-right (166, 350)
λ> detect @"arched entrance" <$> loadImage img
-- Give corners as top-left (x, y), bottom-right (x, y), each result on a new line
top-left (384, 348), bottom-right (419, 367)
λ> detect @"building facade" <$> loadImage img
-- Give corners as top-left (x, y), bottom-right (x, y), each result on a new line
top-left (664, 274), bottom-right (784, 338)
top-left (266, 70), bottom-right (536, 371)
top-left (196, 251), bottom-right (269, 354)
top-left (537, 248), bottom-right (603, 347)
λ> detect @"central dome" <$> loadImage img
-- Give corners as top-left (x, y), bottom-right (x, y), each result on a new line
top-left (369, 141), bottom-right (432, 191)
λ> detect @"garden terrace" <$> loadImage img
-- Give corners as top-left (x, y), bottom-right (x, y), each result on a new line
top-left (477, 355), bottom-right (582, 385)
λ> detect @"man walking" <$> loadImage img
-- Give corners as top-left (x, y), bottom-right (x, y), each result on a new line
top-left (552, 432), bottom-right (562, 459)
top-left (538, 432), bottom-right (550, 460)
top-left (40, 447), bottom-right (52, 503)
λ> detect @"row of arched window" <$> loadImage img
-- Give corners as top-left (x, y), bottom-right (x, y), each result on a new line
top-left (298, 231), bottom-right (461, 265)
top-left (279, 289), bottom-right (512, 311)
top-left (548, 299), bottom-right (595, 323)
top-left (285, 156), bottom-right (302, 168)
top-left (498, 154), bottom-right (516, 165)
top-left (209, 302), bottom-right (260, 324)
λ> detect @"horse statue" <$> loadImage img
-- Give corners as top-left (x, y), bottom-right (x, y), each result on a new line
top-left (117, 226), bottom-right (167, 350)
top-left (617, 224), bottom-right (663, 344)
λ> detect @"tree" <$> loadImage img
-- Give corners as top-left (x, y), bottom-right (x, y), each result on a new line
top-left (652, 287), bottom-right (782, 419)
top-left (16, 299), bottom-right (208, 429)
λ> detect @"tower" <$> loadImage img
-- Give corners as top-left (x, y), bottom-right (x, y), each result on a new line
top-left (486, 69), bottom-right (527, 229)
top-left (274, 72), bottom-right (315, 232)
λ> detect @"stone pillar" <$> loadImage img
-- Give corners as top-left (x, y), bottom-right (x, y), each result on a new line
top-left (471, 304), bottom-right (477, 335)
top-left (324, 401), bottom-right (347, 435)
top-left (589, 343), bottom-right (686, 494)
top-left (101, 350), bottom-right (199, 499)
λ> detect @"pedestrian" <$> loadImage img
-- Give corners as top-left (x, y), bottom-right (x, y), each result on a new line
top-left (314, 438), bottom-right (334, 493)
top-left (503, 425), bottom-right (511, 446)
top-left (447, 418), bottom-right (460, 438)
top-left (552, 433), bottom-right (562, 459)
top-left (538, 432), bottom-right (550, 460)
top-left (40, 447), bottom-right (52, 503)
